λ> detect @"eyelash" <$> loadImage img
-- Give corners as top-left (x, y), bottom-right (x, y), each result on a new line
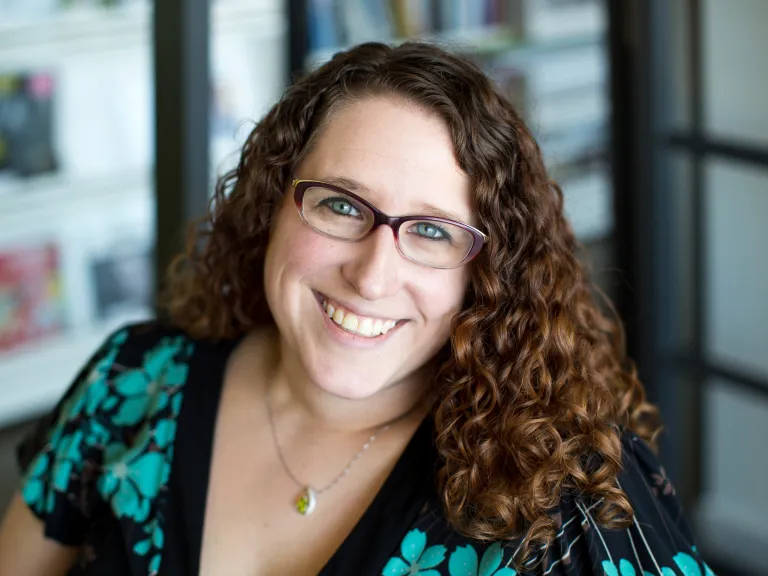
top-left (318, 197), bottom-right (364, 217)
top-left (407, 222), bottom-right (453, 242)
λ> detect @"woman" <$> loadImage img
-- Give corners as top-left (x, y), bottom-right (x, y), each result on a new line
top-left (0, 42), bottom-right (714, 576)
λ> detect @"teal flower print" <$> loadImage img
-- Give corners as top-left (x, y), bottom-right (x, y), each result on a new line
top-left (601, 551), bottom-right (717, 576)
top-left (383, 529), bottom-right (447, 576)
top-left (601, 554), bottom-right (716, 576)
top-left (133, 515), bottom-right (166, 574)
top-left (601, 559), bottom-right (656, 575)
top-left (449, 542), bottom-right (517, 576)
top-left (691, 547), bottom-right (717, 576)
top-left (673, 551), bottom-right (717, 576)
top-left (65, 329), bottom-right (128, 418)
top-left (110, 337), bottom-right (187, 426)
top-left (20, 452), bottom-right (50, 511)
top-left (99, 450), bottom-right (166, 522)
top-left (17, 329), bottom-right (192, 576)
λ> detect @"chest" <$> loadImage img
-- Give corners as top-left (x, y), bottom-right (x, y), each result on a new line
top-left (199, 453), bottom-right (390, 574)
top-left (197, 394), bottom-right (400, 575)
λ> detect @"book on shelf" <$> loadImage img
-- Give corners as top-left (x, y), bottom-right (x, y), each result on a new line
top-left (307, 0), bottom-right (344, 51)
top-left (0, 70), bottom-right (58, 180)
top-left (0, 242), bottom-right (64, 352)
top-left (89, 248), bottom-right (152, 323)
top-left (306, 0), bottom-right (532, 54)
top-left (338, 0), bottom-right (395, 45)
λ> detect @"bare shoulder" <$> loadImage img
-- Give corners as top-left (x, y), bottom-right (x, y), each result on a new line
top-left (0, 493), bottom-right (79, 576)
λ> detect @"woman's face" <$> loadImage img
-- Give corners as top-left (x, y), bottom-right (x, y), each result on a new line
top-left (264, 97), bottom-right (474, 399)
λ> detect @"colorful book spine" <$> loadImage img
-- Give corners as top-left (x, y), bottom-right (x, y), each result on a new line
top-left (307, 0), bottom-right (343, 51)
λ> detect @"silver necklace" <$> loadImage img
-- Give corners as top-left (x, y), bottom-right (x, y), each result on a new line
top-left (265, 391), bottom-right (389, 516)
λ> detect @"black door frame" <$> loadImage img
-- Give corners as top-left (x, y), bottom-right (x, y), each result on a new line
top-left (152, 0), bottom-right (211, 298)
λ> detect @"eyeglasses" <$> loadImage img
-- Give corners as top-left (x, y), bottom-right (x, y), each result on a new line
top-left (292, 179), bottom-right (488, 269)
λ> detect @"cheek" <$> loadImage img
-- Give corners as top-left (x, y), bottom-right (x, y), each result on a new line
top-left (416, 269), bottom-right (468, 328)
top-left (269, 219), bottom-right (342, 278)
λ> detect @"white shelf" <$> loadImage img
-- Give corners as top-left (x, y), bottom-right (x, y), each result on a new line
top-left (0, 325), bottom-right (125, 427)
top-left (0, 0), bottom-right (285, 63)
top-left (0, 3), bottom-right (150, 58)
top-left (0, 169), bottom-right (152, 234)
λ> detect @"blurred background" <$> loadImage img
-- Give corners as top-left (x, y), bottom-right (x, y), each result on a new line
top-left (0, 0), bottom-right (764, 573)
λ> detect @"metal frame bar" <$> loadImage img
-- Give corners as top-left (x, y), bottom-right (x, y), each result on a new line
top-left (608, 1), bottom-right (683, 471)
top-left (646, 0), bottom-right (690, 496)
top-left (673, 355), bottom-right (768, 399)
top-left (667, 132), bottom-right (768, 167)
top-left (687, 0), bottom-right (706, 507)
top-left (287, 0), bottom-right (308, 81)
top-left (152, 0), bottom-right (211, 301)
top-left (607, 0), bottom-right (639, 366)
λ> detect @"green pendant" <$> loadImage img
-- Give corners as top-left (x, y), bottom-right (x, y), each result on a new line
top-left (295, 486), bottom-right (317, 516)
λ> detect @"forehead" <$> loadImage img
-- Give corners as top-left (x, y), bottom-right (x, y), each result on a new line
top-left (300, 97), bottom-right (473, 221)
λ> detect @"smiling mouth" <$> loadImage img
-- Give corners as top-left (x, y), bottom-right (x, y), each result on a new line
top-left (314, 292), bottom-right (404, 339)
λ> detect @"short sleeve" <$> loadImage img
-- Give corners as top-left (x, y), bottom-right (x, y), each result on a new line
top-left (543, 432), bottom-right (717, 576)
top-left (15, 328), bottom-right (130, 547)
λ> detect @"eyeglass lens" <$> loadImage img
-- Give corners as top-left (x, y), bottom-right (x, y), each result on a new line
top-left (300, 185), bottom-right (475, 268)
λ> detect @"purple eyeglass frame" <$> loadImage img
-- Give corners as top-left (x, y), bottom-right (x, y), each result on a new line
top-left (292, 179), bottom-right (488, 269)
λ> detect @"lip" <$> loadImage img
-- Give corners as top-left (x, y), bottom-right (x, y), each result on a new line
top-left (313, 290), bottom-right (406, 347)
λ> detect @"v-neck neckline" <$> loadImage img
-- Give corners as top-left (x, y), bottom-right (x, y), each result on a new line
top-left (166, 333), bottom-right (437, 576)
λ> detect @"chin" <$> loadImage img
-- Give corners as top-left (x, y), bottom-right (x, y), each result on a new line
top-left (314, 376), bottom-right (385, 400)
top-left (308, 363), bottom-right (389, 400)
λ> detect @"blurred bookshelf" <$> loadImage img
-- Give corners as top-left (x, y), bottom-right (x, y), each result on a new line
top-left (299, 0), bottom-right (612, 245)
top-left (0, 0), bottom-right (286, 427)
top-left (0, 0), bottom-right (611, 426)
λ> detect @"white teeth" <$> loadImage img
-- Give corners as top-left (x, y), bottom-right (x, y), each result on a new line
top-left (321, 296), bottom-right (399, 338)
top-left (341, 314), bottom-right (359, 331)
top-left (381, 320), bottom-right (395, 335)
top-left (358, 317), bottom-right (373, 336)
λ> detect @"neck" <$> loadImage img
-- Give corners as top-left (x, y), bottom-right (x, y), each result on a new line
top-left (260, 327), bottom-right (430, 434)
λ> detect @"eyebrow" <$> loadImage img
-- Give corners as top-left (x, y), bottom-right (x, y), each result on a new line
top-left (321, 175), bottom-right (472, 224)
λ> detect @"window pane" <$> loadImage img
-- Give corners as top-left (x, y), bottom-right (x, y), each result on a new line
top-left (698, 378), bottom-right (768, 572)
top-left (660, 151), bottom-right (696, 353)
top-left (703, 0), bottom-right (768, 146)
top-left (704, 159), bottom-right (768, 379)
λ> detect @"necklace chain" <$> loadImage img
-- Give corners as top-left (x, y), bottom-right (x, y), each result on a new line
top-left (265, 390), bottom-right (389, 495)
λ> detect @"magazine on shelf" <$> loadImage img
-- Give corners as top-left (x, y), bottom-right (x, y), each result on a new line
top-left (0, 70), bottom-right (58, 181)
top-left (89, 247), bottom-right (152, 323)
top-left (0, 242), bottom-right (64, 352)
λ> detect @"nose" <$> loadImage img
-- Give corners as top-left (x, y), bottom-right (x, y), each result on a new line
top-left (341, 225), bottom-right (402, 301)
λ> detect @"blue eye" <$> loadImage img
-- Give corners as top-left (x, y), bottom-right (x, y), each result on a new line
top-left (410, 222), bottom-right (451, 241)
top-left (320, 197), bottom-right (362, 218)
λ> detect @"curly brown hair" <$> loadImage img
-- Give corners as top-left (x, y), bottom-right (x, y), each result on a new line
top-left (161, 41), bottom-right (661, 564)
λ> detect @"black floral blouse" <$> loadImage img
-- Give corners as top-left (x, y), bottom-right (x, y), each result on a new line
top-left (16, 322), bottom-right (716, 576)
